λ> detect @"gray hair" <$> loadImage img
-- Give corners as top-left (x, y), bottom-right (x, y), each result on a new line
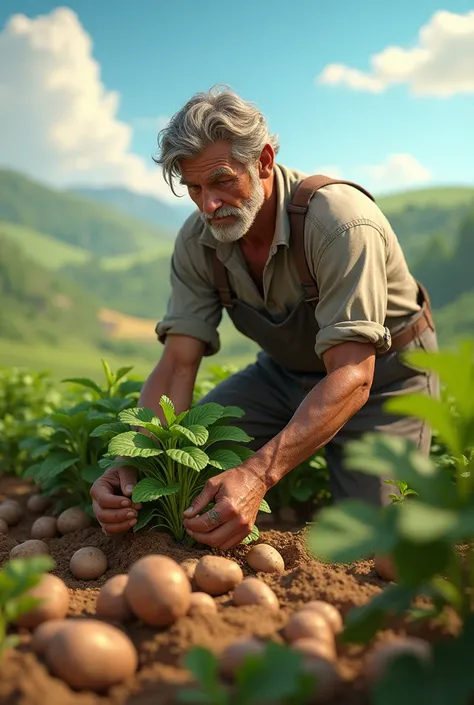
top-left (153, 85), bottom-right (280, 195)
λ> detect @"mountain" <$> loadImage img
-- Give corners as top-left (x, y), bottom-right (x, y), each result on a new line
top-left (0, 169), bottom-right (174, 258)
top-left (70, 186), bottom-right (194, 231)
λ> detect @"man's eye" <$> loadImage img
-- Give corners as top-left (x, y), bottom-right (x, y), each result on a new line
top-left (219, 179), bottom-right (233, 186)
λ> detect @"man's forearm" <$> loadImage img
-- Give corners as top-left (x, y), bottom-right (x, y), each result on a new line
top-left (138, 361), bottom-right (197, 423)
top-left (248, 367), bottom-right (371, 489)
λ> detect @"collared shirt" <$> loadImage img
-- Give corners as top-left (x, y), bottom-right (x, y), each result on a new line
top-left (156, 163), bottom-right (420, 358)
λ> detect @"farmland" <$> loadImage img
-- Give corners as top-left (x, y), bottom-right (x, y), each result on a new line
top-left (1, 339), bottom-right (474, 705)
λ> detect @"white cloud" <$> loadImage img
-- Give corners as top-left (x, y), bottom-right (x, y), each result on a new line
top-left (313, 164), bottom-right (343, 179)
top-left (317, 9), bottom-right (474, 97)
top-left (358, 154), bottom-right (431, 192)
top-left (0, 7), bottom-right (179, 199)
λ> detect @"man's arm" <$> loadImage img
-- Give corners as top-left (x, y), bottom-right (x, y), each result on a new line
top-left (247, 340), bottom-right (375, 491)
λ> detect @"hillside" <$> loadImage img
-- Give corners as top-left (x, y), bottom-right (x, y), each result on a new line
top-left (0, 222), bottom-right (90, 269)
top-left (0, 169), bottom-right (174, 257)
top-left (70, 186), bottom-right (194, 231)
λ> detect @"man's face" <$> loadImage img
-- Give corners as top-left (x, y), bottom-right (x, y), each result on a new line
top-left (179, 141), bottom-right (265, 243)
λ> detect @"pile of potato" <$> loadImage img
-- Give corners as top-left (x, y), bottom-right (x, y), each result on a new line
top-left (2, 496), bottom-right (433, 700)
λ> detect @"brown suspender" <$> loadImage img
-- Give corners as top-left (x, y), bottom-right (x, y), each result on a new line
top-left (212, 175), bottom-right (376, 308)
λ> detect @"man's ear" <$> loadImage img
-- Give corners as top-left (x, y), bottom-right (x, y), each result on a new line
top-left (258, 143), bottom-right (275, 179)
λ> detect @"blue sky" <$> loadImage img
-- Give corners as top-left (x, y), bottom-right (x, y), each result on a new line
top-left (0, 0), bottom-right (472, 202)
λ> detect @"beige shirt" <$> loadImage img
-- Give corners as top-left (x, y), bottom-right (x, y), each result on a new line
top-left (156, 163), bottom-right (420, 359)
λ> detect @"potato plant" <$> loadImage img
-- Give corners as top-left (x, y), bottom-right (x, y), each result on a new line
top-left (0, 555), bottom-right (54, 659)
top-left (95, 395), bottom-right (271, 543)
top-left (309, 340), bottom-right (474, 638)
top-left (179, 642), bottom-right (316, 705)
top-left (22, 360), bottom-right (142, 516)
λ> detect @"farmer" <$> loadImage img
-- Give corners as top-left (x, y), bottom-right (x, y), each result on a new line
top-left (91, 86), bottom-right (438, 549)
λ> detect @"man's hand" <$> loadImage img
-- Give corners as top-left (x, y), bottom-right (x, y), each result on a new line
top-left (182, 466), bottom-right (267, 550)
top-left (90, 465), bottom-right (142, 535)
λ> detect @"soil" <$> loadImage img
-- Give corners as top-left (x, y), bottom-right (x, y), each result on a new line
top-left (0, 476), bottom-right (461, 705)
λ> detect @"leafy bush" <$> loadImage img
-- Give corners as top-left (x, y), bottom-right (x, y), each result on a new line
top-left (0, 367), bottom-right (61, 476)
top-left (0, 555), bottom-right (54, 659)
top-left (22, 360), bottom-right (142, 516)
top-left (95, 395), bottom-right (270, 543)
top-left (308, 339), bottom-right (474, 643)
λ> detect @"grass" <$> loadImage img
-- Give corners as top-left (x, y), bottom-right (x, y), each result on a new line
top-left (101, 243), bottom-right (174, 270)
top-left (0, 222), bottom-right (90, 269)
top-left (377, 186), bottom-right (474, 213)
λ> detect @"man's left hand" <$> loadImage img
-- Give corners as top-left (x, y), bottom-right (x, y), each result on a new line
top-left (182, 465), bottom-right (267, 550)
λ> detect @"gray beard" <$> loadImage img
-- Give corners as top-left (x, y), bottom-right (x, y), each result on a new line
top-left (200, 168), bottom-right (265, 243)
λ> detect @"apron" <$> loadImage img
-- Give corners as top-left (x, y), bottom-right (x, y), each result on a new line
top-left (211, 175), bottom-right (434, 376)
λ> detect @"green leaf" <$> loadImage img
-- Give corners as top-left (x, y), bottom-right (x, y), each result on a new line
top-left (385, 394), bottom-right (462, 457)
top-left (108, 431), bottom-right (164, 458)
top-left (90, 421), bottom-right (130, 438)
top-left (397, 502), bottom-right (458, 543)
top-left (181, 403), bottom-right (225, 429)
top-left (133, 505), bottom-right (159, 532)
top-left (183, 647), bottom-right (220, 692)
top-left (160, 395), bottom-right (176, 426)
top-left (61, 377), bottom-right (102, 395)
top-left (308, 500), bottom-right (398, 563)
top-left (118, 379), bottom-right (142, 396)
top-left (118, 407), bottom-right (158, 425)
top-left (205, 425), bottom-right (253, 446)
top-left (166, 447), bottom-right (209, 472)
top-left (114, 366), bottom-right (133, 384)
top-left (393, 539), bottom-right (452, 586)
top-left (171, 424), bottom-right (209, 446)
top-left (235, 642), bottom-right (308, 703)
top-left (101, 359), bottom-right (115, 387)
top-left (38, 452), bottom-right (79, 480)
top-left (342, 584), bottom-right (418, 644)
top-left (218, 405), bottom-right (245, 419)
top-left (226, 444), bottom-right (255, 462)
top-left (241, 525), bottom-right (259, 545)
top-left (207, 448), bottom-right (243, 471)
top-left (95, 398), bottom-right (132, 413)
top-left (80, 465), bottom-right (104, 484)
top-left (132, 478), bottom-right (180, 503)
top-left (292, 484), bottom-right (313, 502)
top-left (258, 498), bottom-right (272, 514)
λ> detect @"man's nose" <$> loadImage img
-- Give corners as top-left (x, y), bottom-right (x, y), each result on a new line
top-left (202, 190), bottom-right (223, 215)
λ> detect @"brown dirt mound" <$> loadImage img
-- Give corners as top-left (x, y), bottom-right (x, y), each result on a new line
top-left (0, 477), bottom-right (460, 705)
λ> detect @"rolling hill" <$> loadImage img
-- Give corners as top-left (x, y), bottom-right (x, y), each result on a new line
top-left (0, 169), bottom-right (175, 258)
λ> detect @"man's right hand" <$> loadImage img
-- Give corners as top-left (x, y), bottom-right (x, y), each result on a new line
top-left (90, 465), bottom-right (142, 535)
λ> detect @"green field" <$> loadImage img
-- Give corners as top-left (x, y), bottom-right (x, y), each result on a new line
top-left (0, 221), bottom-right (91, 269)
top-left (101, 243), bottom-right (174, 270)
top-left (377, 185), bottom-right (474, 213)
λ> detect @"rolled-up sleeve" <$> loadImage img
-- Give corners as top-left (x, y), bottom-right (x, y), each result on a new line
top-left (312, 223), bottom-right (391, 358)
top-left (155, 232), bottom-right (222, 356)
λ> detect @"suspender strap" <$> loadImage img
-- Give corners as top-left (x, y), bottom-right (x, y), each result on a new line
top-left (287, 175), bottom-right (376, 305)
top-left (211, 249), bottom-right (233, 308)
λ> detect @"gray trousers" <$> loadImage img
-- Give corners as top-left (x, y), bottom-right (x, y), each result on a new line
top-left (200, 327), bottom-right (439, 507)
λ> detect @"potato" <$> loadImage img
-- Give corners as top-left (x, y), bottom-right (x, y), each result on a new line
top-left (70, 547), bottom-right (108, 580)
top-left (299, 601), bottom-right (343, 635)
top-left (57, 507), bottom-right (92, 535)
top-left (96, 575), bottom-right (132, 622)
top-left (233, 577), bottom-right (279, 612)
top-left (374, 554), bottom-right (397, 581)
top-left (31, 516), bottom-right (58, 540)
top-left (302, 657), bottom-right (341, 703)
top-left (31, 619), bottom-right (68, 656)
top-left (366, 637), bottom-right (431, 682)
top-left (291, 638), bottom-right (336, 663)
top-left (10, 539), bottom-right (50, 559)
top-left (0, 500), bottom-right (23, 526)
top-left (187, 592), bottom-right (218, 616)
top-left (194, 556), bottom-right (243, 596)
top-left (16, 574), bottom-right (69, 629)
top-left (0, 518), bottom-right (8, 534)
top-left (27, 494), bottom-right (51, 514)
top-left (247, 544), bottom-right (285, 574)
top-left (124, 554), bottom-right (191, 627)
top-left (283, 612), bottom-right (335, 645)
top-left (219, 637), bottom-right (265, 679)
top-left (45, 619), bottom-right (138, 691)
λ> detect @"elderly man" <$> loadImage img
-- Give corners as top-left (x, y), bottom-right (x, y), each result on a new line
top-left (91, 86), bottom-right (438, 549)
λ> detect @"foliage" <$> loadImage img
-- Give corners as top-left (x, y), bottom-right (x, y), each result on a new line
top-left (0, 555), bottom-right (54, 659)
top-left (308, 339), bottom-right (474, 643)
top-left (0, 367), bottom-right (62, 475)
top-left (178, 642), bottom-right (316, 705)
top-left (95, 395), bottom-right (269, 543)
top-left (267, 452), bottom-right (330, 510)
top-left (22, 360), bottom-right (141, 515)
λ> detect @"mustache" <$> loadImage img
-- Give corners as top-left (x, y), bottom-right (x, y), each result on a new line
top-left (202, 206), bottom-right (241, 222)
